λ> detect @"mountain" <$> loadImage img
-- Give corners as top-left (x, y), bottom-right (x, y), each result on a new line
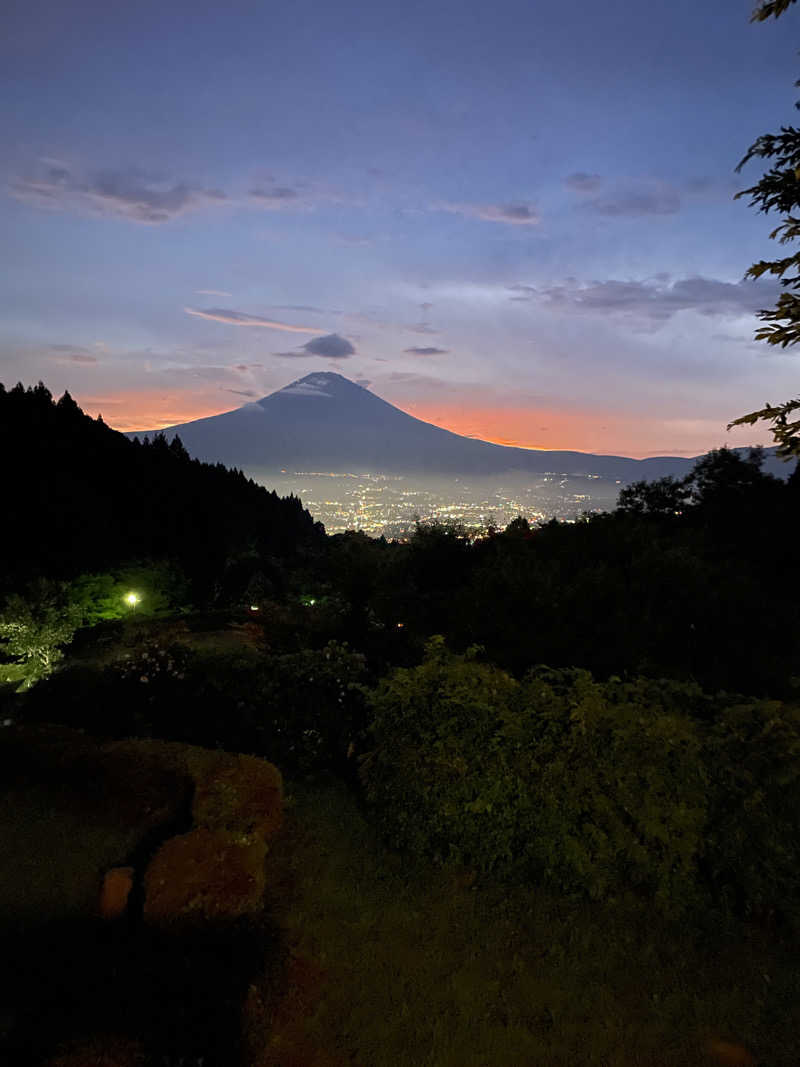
top-left (132, 372), bottom-right (786, 481)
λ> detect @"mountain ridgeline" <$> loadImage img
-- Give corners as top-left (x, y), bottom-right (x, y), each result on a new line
top-left (0, 382), bottom-right (323, 596)
top-left (134, 372), bottom-right (788, 480)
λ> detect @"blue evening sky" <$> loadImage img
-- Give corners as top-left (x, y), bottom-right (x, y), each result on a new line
top-left (2, 0), bottom-right (799, 456)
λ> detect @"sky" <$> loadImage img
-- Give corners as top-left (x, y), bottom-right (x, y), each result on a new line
top-left (2, 0), bottom-right (800, 458)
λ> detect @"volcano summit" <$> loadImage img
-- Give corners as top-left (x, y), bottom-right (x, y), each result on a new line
top-left (134, 372), bottom-right (716, 482)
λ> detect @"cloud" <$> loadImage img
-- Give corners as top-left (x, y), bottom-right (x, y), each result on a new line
top-left (564, 172), bottom-right (604, 193)
top-left (184, 307), bottom-right (327, 333)
top-left (249, 185), bottom-right (300, 205)
top-left (581, 181), bottom-right (680, 217)
top-left (355, 378), bottom-right (372, 388)
top-left (407, 323), bottom-right (440, 335)
top-left (226, 388), bottom-right (259, 398)
top-left (404, 346), bottom-right (449, 356)
top-left (196, 289), bottom-right (232, 297)
top-left (435, 201), bottom-right (539, 225)
top-left (272, 304), bottom-right (340, 314)
top-left (48, 344), bottom-right (99, 364)
top-left (528, 275), bottom-right (782, 323)
top-left (301, 333), bottom-right (356, 358)
top-left (385, 372), bottom-right (449, 387)
top-left (11, 164), bottom-right (228, 223)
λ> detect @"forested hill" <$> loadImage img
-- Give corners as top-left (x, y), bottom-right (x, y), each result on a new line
top-left (0, 383), bottom-right (324, 596)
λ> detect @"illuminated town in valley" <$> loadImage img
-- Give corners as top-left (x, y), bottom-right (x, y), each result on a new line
top-left (255, 470), bottom-right (620, 536)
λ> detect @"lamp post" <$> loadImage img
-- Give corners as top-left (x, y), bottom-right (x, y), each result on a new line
top-left (125, 592), bottom-right (140, 614)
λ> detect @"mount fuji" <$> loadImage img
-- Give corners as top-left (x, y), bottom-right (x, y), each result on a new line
top-left (132, 372), bottom-right (776, 482)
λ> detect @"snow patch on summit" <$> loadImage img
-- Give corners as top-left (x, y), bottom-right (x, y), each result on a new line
top-left (280, 377), bottom-right (333, 398)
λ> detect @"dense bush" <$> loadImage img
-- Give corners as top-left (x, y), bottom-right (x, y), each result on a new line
top-left (703, 698), bottom-right (800, 928)
top-left (361, 639), bottom-right (800, 923)
top-left (513, 670), bottom-right (708, 913)
top-left (248, 640), bottom-right (368, 773)
top-left (360, 635), bottom-right (520, 865)
top-left (21, 639), bottom-right (367, 775)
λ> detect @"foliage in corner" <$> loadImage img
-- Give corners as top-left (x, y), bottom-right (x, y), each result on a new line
top-left (731, 0), bottom-right (800, 455)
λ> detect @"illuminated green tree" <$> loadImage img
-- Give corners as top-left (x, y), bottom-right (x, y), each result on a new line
top-left (730, 0), bottom-right (800, 455)
top-left (0, 580), bottom-right (81, 689)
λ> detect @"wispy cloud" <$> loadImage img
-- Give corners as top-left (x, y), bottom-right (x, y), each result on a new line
top-left (184, 307), bottom-right (327, 333)
top-left (404, 346), bottom-right (449, 356)
top-left (566, 176), bottom-right (681, 217)
top-left (249, 185), bottom-right (301, 205)
top-left (564, 172), bottom-right (604, 193)
top-left (48, 344), bottom-right (99, 364)
top-left (435, 201), bottom-right (539, 225)
top-left (196, 288), bottom-right (232, 297)
top-left (271, 304), bottom-right (340, 315)
top-left (512, 275), bottom-right (782, 323)
top-left (11, 164), bottom-right (227, 223)
top-left (406, 323), bottom-right (440, 335)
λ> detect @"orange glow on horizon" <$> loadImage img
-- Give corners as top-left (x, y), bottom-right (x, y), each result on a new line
top-left (400, 401), bottom-right (753, 460)
top-left (78, 389), bottom-right (243, 433)
top-left (81, 387), bottom-right (765, 459)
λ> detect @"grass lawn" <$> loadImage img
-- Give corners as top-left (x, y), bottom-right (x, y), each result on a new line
top-left (263, 776), bottom-right (800, 1067)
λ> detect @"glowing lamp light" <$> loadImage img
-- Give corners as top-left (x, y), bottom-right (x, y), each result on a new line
top-left (125, 592), bottom-right (140, 610)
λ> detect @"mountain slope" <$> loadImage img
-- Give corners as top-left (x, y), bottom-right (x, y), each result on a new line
top-left (134, 372), bottom-right (782, 481)
top-left (0, 382), bottom-right (322, 594)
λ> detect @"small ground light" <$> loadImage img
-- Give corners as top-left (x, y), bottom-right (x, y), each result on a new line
top-left (249, 604), bottom-right (260, 612)
top-left (397, 622), bottom-right (404, 628)
top-left (125, 592), bottom-right (140, 612)
top-left (309, 598), bottom-right (316, 606)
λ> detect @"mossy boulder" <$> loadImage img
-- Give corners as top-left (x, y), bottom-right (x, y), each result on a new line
top-left (190, 751), bottom-right (283, 840)
top-left (143, 828), bottom-right (267, 926)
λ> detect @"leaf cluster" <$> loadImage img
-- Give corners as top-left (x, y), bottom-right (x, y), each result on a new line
top-left (361, 639), bottom-right (800, 923)
top-left (734, 0), bottom-right (800, 449)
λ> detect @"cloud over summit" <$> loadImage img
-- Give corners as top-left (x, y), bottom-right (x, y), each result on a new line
top-left (302, 334), bottom-right (356, 358)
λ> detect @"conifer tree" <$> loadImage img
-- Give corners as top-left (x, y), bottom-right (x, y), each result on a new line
top-left (729, 0), bottom-right (800, 455)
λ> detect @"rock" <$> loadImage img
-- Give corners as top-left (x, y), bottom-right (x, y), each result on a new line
top-left (99, 867), bottom-right (135, 920)
top-left (191, 753), bottom-right (283, 842)
top-left (706, 1038), bottom-right (756, 1066)
top-left (143, 828), bottom-right (267, 926)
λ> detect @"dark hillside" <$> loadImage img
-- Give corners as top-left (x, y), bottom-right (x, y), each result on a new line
top-left (0, 383), bottom-right (323, 598)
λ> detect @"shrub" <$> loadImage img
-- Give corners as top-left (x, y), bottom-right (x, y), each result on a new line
top-left (361, 636), bottom-right (523, 869)
top-left (515, 670), bottom-right (708, 913)
top-left (703, 698), bottom-right (800, 927)
top-left (362, 641), bottom-right (709, 914)
top-left (251, 640), bottom-right (368, 774)
top-left (20, 639), bottom-right (368, 775)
